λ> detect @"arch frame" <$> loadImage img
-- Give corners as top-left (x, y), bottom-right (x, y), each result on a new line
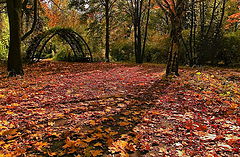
top-left (25, 28), bottom-right (92, 62)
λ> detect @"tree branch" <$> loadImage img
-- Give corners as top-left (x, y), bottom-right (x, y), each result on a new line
top-left (21, 0), bottom-right (38, 41)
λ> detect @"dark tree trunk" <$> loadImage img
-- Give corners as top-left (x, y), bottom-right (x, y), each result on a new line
top-left (7, 0), bottom-right (24, 77)
top-left (189, 0), bottom-right (195, 66)
top-left (215, 0), bottom-right (226, 38)
top-left (132, 0), bottom-right (144, 64)
top-left (206, 0), bottom-right (217, 36)
top-left (105, 0), bottom-right (110, 62)
top-left (134, 0), bottom-right (142, 64)
top-left (166, 19), bottom-right (181, 76)
top-left (142, 0), bottom-right (151, 62)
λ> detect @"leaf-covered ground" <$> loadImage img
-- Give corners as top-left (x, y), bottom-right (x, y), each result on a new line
top-left (0, 61), bottom-right (239, 157)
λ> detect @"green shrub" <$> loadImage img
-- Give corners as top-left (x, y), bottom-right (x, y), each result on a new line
top-left (111, 39), bottom-right (134, 62)
top-left (0, 40), bottom-right (8, 61)
top-left (53, 49), bottom-right (83, 62)
top-left (219, 31), bottom-right (240, 66)
top-left (0, 14), bottom-right (9, 62)
top-left (144, 34), bottom-right (170, 63)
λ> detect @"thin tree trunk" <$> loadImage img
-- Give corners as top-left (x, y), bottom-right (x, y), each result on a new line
top-left (189, 0), bottom-right (194, 66)
top-left (193, 7), bottom-right (196, 64)
top-left (215, 0), bottom-right (226, 38)
top-left (136, 0), bottom-right (143, 63)
top-left (142, 0), bottom-right (151, 61)
top-left (206, 0), bottom-right (217, 36)
top-left (105, 0), bottom-right (110, 62)
top-left (200, 1), bottom-right (205, 38)
top-left (7, 0), bottom-right (24, 76)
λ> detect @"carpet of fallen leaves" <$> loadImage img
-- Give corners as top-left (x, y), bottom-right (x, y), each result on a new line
top-left (0, 61), bottom-right (239, 157)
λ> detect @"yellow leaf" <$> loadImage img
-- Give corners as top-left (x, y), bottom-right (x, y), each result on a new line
top-left (0, 95), bottom-right (5, 98)
top-left (196, 72), bottom-right (201, 75)
top-left (105, 108), bottom-right (111, 112)
top-left (48, 122), bottom-right (55, 126)
top-left (94, 142), bottom-right (102, 147)
top-left (6, 111), bottom-right (14, 115)
top-left (90, 150), bottom-right (103, 157)
top-left (0, 141), bottom-right (5, 145)
top-left (11, 103), bottom-right (19, 106)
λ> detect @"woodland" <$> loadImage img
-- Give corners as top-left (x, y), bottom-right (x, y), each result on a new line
top-left (0, 0), bottom-right (240, 156)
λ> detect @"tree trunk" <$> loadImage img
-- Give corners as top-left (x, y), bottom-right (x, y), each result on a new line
top-left (142, 0), bottom-right (151, 61)
top-left (7, 0), bottom-right (24, 76)
top-left (166, 24), bottom-right (181, 76)
top-left (189, 0), bottom-right (195, 66)
top-left (134, 0), bottom-right (143, 64)
top-left (105, 0), bottom-right (110, 62)
top-left (165, 0), bottom-right (185, 76)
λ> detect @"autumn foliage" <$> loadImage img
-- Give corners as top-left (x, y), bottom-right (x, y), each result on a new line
top-left (0, 61), bottom-right (239, 156)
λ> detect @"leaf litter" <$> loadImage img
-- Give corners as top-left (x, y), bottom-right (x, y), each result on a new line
top-left (0, 61), bottom-right (239, 156)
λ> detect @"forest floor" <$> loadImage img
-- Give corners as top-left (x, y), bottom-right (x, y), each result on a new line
top-left (0, 61), bottom-right (239, 157)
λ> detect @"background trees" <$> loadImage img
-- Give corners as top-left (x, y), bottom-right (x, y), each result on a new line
top-left (0, 0), bottom-right (239, 76)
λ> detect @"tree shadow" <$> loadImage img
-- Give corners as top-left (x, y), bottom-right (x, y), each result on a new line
top-left (37, 78), bottom-right (173, 156)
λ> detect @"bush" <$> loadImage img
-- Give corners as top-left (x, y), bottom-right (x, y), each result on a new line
top-left (144, 34), bottom-right (170, 63)
top-left (111, 39), bottom-right (134, 62)
top-left (0, 40), bottom-right (8, 61)
top-left (219, 31), bottom-right (240, 67)
top-left (53, 49), bottom-right (85, 62)
top-left (0, 14), bottom-right (9, 62)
